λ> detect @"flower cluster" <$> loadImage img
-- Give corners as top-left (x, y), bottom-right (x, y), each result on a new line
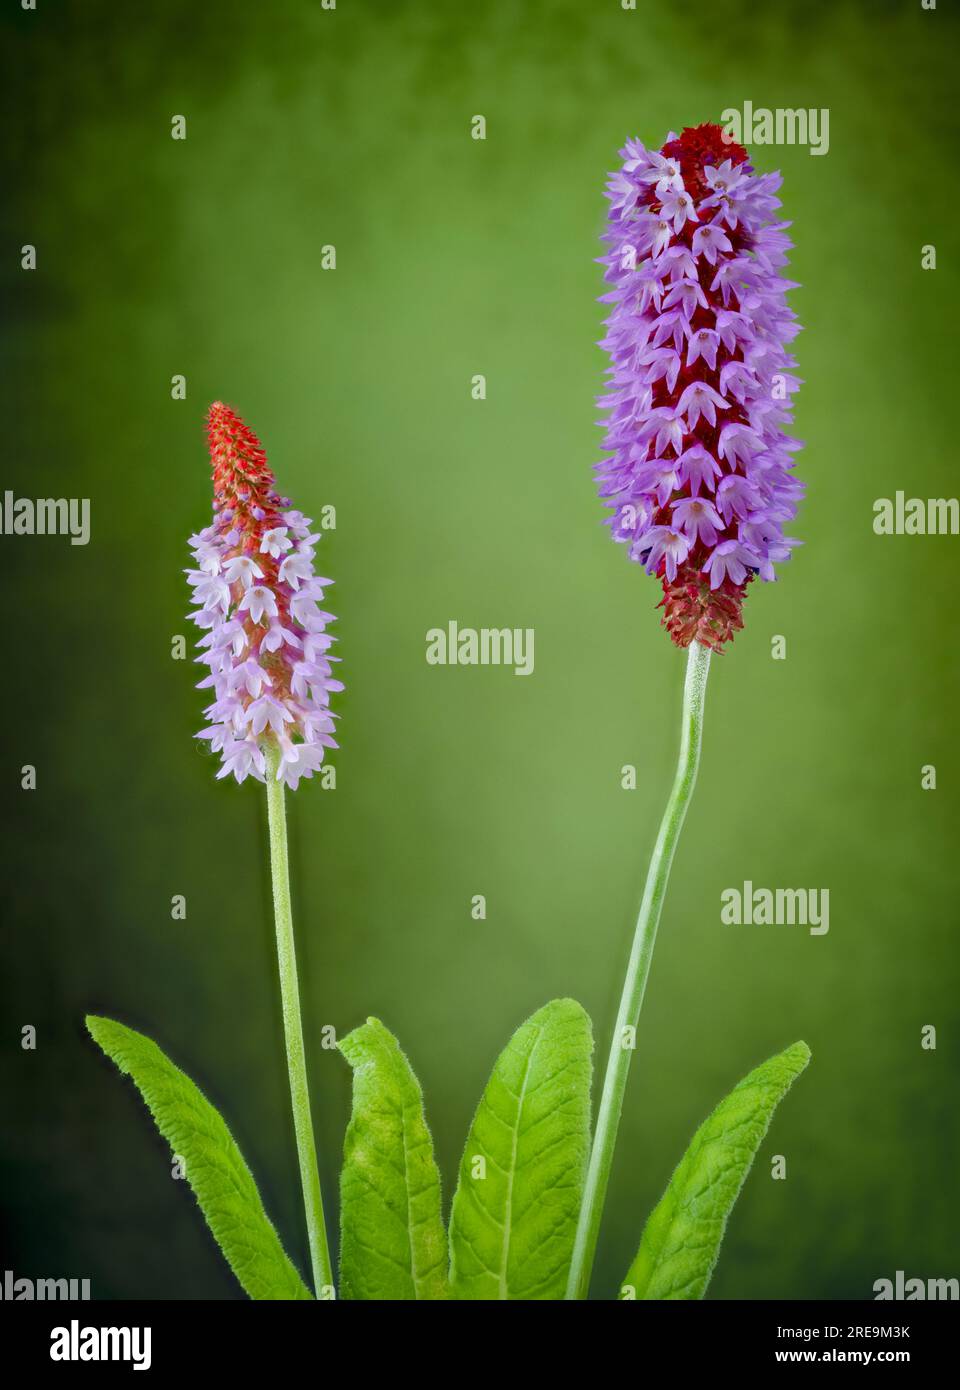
top-left (187, 402), bottom-right (342, 788)
top-left (596, 122), bottom-right (803, 650)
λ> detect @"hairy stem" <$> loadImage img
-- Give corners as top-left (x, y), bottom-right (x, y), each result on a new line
top-left (264, 747), bottom-right (334, 1297)
top-left (566, 639), bottom-right (712, 1300)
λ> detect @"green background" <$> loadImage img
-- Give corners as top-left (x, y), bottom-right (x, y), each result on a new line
top-left (2, 0), bottom-right (957, 1300)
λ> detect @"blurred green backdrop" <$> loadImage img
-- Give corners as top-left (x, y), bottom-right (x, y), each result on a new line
top-left (2, 0), bottom-right (958, 1300)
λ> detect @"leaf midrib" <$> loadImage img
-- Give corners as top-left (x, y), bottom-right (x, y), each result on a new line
top-left (385, 1036), bottom-right (435, 1299)
top-left (498, 1022), bottom-right (544, 1300)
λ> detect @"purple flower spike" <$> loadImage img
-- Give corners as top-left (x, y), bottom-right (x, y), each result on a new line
top-left (596, 122), bottom-right (804, 651)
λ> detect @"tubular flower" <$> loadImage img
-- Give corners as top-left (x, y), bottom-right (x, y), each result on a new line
top-left (186, 402), bottom-right (342, 788)
top-left (596, 122), bottom-right (803, 651)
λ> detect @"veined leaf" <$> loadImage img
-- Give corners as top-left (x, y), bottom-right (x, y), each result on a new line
top-left (86, 1015), bottom-right (312, 1301)
top-left (449, 998), bottom-right (593, 1300)
top-left (623, 1040), bottom-right (811, 1300)
top-left (338, 1017), bottom-right (448, 1300)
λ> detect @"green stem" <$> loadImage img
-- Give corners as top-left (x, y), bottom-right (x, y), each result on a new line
top-left (264, 746), bottom-right (334, 1298)
top-left (566, 639), bottom-right (712, 1300)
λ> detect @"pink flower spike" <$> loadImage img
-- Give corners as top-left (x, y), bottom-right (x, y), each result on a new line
top-left (187, 403), bottom-right (343, 790)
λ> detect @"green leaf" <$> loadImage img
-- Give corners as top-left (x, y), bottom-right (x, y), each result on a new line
top-left (86, 1015), bottom-right (312, 1301)
top-left (448, 998), bottom-right (593, 1300)
top-left (623, 1040), bottom-right (811, 1300)
top-left (338, 1017), bottom-right (448, 1299)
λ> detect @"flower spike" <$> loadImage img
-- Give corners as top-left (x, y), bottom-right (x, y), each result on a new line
top-left (596, 123), bottom-right (803, 650)
top-left (187, 402), bottom-right (342, 788)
